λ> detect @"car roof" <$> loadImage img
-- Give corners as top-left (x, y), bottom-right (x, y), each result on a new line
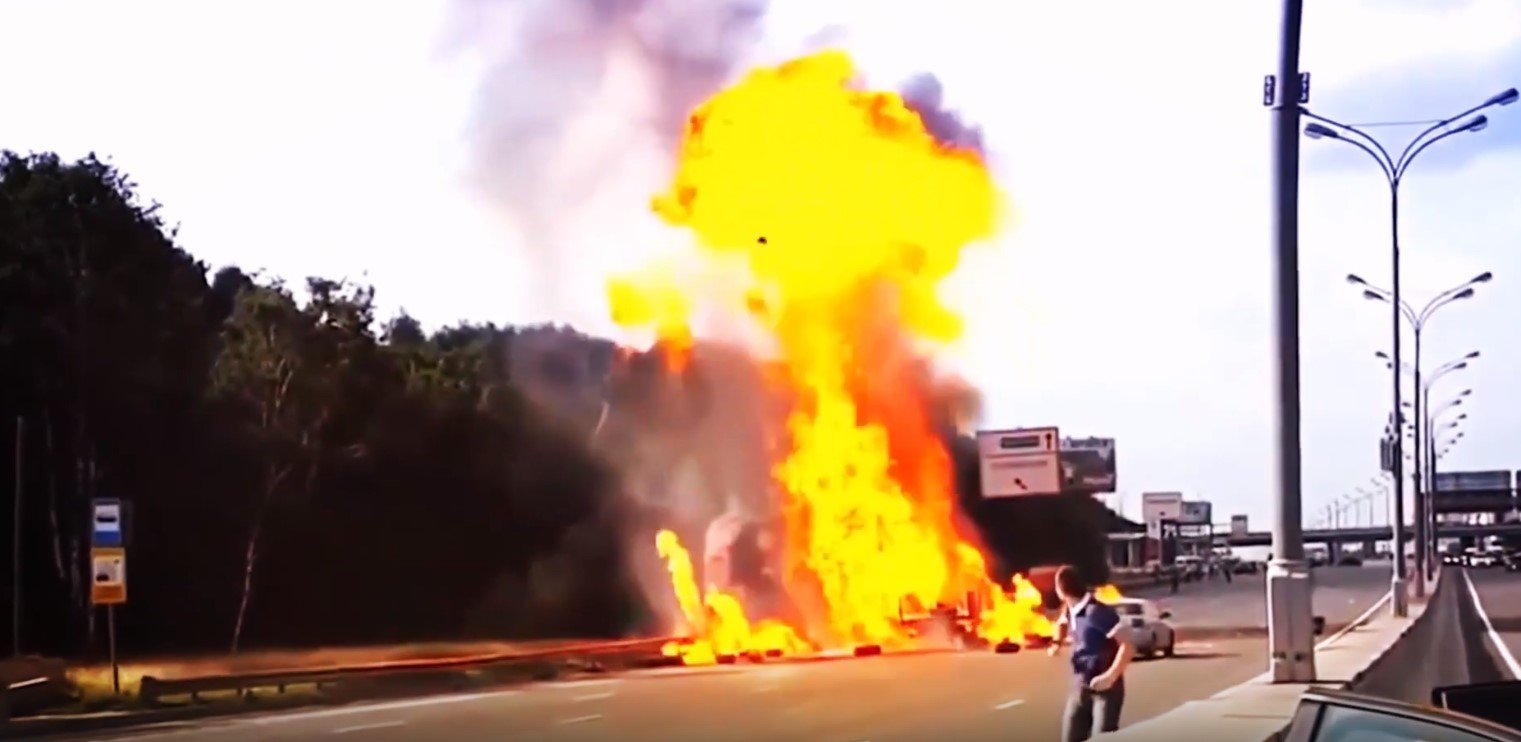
top-left (1301, 686), bottom-right (1521, 738)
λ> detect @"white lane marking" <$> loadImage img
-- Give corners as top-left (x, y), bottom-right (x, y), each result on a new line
top-left (993, 698), bottom-right (1026, 710)
top-left (1463, 570), bottom-right (1521, 678)
top-left (554, 679), bottom-right (621, 690)
top-left (575, 691), bottom-right (615, 702)
top-left (558, 714), bottom-right (604, 725)
top-left (332, 721), bottom-right (405, 735)
top-left (249, 690), bottom-right (521, 725)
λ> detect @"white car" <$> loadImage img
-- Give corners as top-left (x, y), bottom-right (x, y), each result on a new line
top-left (1112, 598), bottom-right (1176, 658)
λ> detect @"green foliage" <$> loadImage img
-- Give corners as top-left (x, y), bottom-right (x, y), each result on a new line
top-left (2, 151), bottom-right (635, 655)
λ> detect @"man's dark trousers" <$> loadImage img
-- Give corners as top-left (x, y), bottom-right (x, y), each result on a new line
top-left (1062, 676), bottom-right (1124, 742)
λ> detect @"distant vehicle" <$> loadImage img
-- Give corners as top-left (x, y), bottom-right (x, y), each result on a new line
top-left (1337, 555), bottom-right (1363, 567)
top-left (1504, 553), bottom-right (1521, 573)
top-left (1308, 552), bottom-right (1328, 568)
top-left (1283, 684), bottom-right (1521, 741)
top-left (1111, 598), bottom-right (1175, 658)
top-left (1469, 549), bottom-right (1501, 569)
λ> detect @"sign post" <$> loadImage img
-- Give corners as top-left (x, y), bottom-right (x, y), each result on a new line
top-left (90, 498), bottom-right (127, 695)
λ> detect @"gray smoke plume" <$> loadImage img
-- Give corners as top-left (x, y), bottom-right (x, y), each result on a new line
top-left (443, 0), bottom-right (771, 320)
top-left (899, 73), bottom-right (986, 155)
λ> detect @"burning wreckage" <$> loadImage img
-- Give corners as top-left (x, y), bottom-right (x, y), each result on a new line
top-left (597, 51), bottom-right (1119, 666)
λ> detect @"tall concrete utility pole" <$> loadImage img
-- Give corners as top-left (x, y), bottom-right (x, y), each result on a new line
top-left (1265, 0), bottom-right (1316, 682)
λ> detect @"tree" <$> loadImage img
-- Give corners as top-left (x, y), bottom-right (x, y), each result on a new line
top-left (1, 151), bottom-right (219, 654)
top-left (209, 281), bottom-right (313, 650)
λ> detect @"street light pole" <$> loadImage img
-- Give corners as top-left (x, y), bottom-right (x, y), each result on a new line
top-left (1266, 0), bottom-right (1315, 683)
top-left (1354, 275), bottom-right (1489, 600)
top-left (1425, 371), bottom-right (1476, 579)
top-left (1306, 86), bottom-right (1515, 618)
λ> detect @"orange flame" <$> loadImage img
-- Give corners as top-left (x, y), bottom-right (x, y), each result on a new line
top-left (656, 530), bottom-right (812, 665)
top-left (616, 51), bottom-right (1047, 662)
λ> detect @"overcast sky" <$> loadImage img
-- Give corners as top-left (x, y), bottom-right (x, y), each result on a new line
top-left (3, 0), bottom-right (1518, 533)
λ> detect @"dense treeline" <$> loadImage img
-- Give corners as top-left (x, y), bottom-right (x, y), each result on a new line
top-left (1, 151), bottom-right (1106, 660)
top-left (0, 152), bottom-right (641, 657)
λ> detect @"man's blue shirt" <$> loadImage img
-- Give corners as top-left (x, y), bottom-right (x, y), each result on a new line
top-left (1066, 593), bottom-right (1121, 681)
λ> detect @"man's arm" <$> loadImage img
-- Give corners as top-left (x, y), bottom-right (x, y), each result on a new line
top-left (1048, 609), bottom-right (1069, 655)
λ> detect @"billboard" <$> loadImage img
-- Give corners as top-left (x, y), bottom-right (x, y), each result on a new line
top-left (1060, 437), bottom-right (1117, 494)
top-left (1433, 470), bottom-right (1515, 514)
top-left (1141, 492), bottom-right (1183, 538)
top-left (1180, 501), bottom-right (1213, 526)
top-left (977, 428), bottom-right (1063, 497)
top-left (1434, 470), bottom-right (1512, 492)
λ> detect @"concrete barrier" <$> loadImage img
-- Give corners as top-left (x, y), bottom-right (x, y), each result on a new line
top-left (1350, 570), bottom-right (1505, 702)
top-left (1105, 570), bottom-right (1451, 741)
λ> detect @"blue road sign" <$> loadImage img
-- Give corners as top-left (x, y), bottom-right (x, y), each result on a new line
top-left (92, 498), bottom-right (123, 547)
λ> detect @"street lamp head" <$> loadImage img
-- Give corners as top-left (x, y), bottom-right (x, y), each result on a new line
top-left (1460, 388), bottom-right (1473, 396)
top-left (1452, 287), bottom-right (1477, 301)
top-left (1463, 115), bottom-right (1490, 134)
top-left (1346, 273), bottom-right (1369, 286)
top-left (1489, 88), bottom-right (1520, 107)
top-left (1363, 289), bottom-right (1387, 302)
top-left (1473, 271), bottom-right (1494, 284)
top-left (1465, 351), bottom-right (1481, 360)
top-left (1454, 361), bottom-right (1470, 371)
top-left (1305, 122), bottom-right (1340, 139)
top-left (1375, 350), bottom-right (1391, 360)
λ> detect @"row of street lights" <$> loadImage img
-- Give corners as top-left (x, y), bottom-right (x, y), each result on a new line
top-left (1265, 0), bottom-right (1512, 681)
top-left (1303, 88), bottom-right (1515, 619)
top-left (1352, 271), bottom-right (1491, 600)
top-left (1319, 477), bottom-right (1390, 529)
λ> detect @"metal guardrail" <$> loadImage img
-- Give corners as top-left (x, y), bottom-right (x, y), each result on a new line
top-left (4, 677), bottom-right (68, 722)
top-left (138, 637), bottom-right (673, 706)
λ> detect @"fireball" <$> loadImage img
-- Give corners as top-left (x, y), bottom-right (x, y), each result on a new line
top-left (617, 51), bottom-right (1083, 662)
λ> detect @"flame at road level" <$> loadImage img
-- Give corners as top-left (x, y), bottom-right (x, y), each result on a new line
top-left (655, 530), bottom-right (812, 665)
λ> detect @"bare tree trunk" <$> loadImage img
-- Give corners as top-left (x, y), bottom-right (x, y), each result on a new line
top-left (43, 408), bottom-right (65, 580)
top-left (230, 463), bottom-right (289, 654)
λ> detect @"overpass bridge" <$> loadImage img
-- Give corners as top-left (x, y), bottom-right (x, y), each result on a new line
top-left (1221, 521), bottom-right (1521, 548)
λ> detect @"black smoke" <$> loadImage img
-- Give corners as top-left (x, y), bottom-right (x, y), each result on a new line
top-left (899, 72), bottom-right (986, 156)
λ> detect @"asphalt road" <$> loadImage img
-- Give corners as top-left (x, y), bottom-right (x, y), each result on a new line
top-left (68, 566), bottom-right (1391, 742)
top-left (1127, 562), bottom-right (1392, 635)
top-left (1461, 566), bottom-right (1521, 679)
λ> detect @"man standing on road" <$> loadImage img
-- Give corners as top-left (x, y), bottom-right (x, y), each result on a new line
top-left (1050, 565), bottom-right (1136, 741)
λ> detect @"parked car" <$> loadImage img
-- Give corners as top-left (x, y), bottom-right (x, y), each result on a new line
top-left (1283, 684), bottom-right (1521, 741)
top-left (1110, 598), bottom-right (1175, 658)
